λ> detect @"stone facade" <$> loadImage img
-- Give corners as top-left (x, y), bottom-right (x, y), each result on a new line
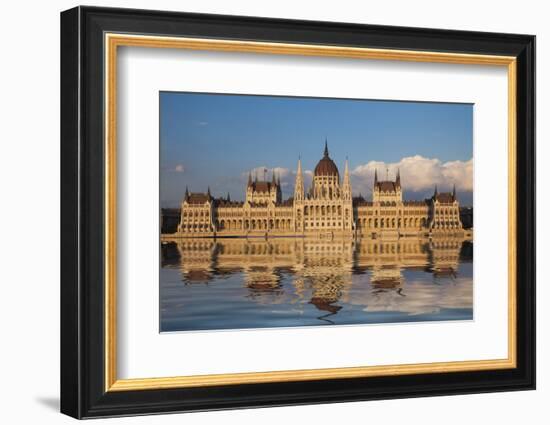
top-left (172, 143), bottom-right (466, 239)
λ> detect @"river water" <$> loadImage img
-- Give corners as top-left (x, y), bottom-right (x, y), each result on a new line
top-left (160, 238), bottom-right (473, 332)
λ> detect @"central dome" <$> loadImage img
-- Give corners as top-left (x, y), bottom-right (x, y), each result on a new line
top-left (314, 141), bottom-right (339, 177)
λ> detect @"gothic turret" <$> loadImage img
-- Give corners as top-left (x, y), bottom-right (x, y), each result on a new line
top-left (294, 157), bottom-right (304, 202)
top-left (373, 168), bottom-right (402, 204)
top-left (342, 157), bottom-right (352, 201)
top-left (276, 173), bottom-right (282, 202)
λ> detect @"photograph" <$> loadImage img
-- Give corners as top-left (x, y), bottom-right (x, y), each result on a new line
top-left (56, 4), bottom-right (536, 420)
top-left (159, 93), bottom-right (474, 332)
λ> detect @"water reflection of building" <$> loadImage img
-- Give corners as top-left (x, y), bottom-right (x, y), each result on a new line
top-left (429, 239), bottom-right (464, 278)
top-left (164, 237), bottom-right (468, 314)
top-left (167, 142), bottom-right (467, 239)
top-left (370, 267), bottom-right (403, 288)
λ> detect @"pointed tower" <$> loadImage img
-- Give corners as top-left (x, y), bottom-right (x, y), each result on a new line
top-left (227, 192), bottom-right (231, 202)
top-left (294, 157), bottom-right (304, 202)
top-left (269, 170), bottom-right (278, 203)
top-left (276, 172), bottom-right (282, 203)
top-left (248, 172), bottom-right (252, 187)
top-left (373, 168), bottom-right (379, 201)
top-left (184, 186), bottom-right (189, 200)
top-left (434, 184), bottom-right (438, 197)
top-left (323, 138), bottom-right (329, 157)
top-left (207, 186), bottom-right (211, 198)
top-left (452, 184), bottom-right (456, 200)
top-left (342, 157), bottom-right (352, 201)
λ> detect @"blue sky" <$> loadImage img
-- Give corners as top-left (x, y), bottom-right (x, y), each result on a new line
top-left (160, 92), bottom-right (473, 207)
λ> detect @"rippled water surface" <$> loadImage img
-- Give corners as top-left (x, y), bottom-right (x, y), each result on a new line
top-left (160, 238), bottom-right (473, 332)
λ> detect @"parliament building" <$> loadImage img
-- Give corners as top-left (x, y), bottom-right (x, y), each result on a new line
top-left (171, 143), bottom-right (466, 239)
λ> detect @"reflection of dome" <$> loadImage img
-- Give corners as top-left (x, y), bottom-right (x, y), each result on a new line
top-left (314, 142), bottom-right (339, 177)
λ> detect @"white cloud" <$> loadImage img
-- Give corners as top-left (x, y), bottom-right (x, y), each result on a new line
top-left (197, 121), bottom-right (208, 126)
top-left (352, 155), bottom-right (473, 192)
top-left (303, 170), bottom-right (314, 188)
top-left (174, 164), bottom-right (185, 173)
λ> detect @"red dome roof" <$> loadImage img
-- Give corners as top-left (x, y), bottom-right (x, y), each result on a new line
top-left (314, 142), bottom-right (339, 177)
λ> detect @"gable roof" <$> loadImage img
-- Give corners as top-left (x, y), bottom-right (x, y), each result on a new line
top-left (186, 193), bottom-right (210, 204)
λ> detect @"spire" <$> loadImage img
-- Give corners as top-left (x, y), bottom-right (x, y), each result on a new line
top-left (343, 157), bottom-right (351, 200)
top-left (248, 171), bottom-right (252, 186)
top-left (374, 169), bottom-right (378, 185)
top-left (434, 184), bottom-right (438, 197)
top-left (254, 172), bottom-right (258, 183)
top-left (227, 191), bottom-right (231, 202)
top-left (276, 171), bottom-right (282, 202)
top-left (272, 169), bottom-right (276, 185)
top-left (184, 186), bottom-right (189, 199)
top-left (452, 183), bottom-right (456, 199)
top-left (207, 186), bottom-right (211, 197)
top-left (294, 157), bottom-right (304, 202)
top-left (323, 138), bottom-right (329, 157)
top-left (343, 157), bottom-right (350, 183)
top-left (396, 168), bottom-right (401, 186)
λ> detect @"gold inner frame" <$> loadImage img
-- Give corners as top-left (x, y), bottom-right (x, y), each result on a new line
top-left (104, 33), bottom-right (517, 392)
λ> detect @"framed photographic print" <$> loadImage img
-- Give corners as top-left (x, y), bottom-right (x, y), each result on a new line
top-left (60, 6), bottom-right (535, 419)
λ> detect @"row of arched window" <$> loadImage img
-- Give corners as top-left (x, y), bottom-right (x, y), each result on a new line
top-left (217, 218), bottom-right (293, 231)
top-left (303, 205), bottom-right (343, 216)
top-left (357, 217), bottom-right (427, 229)
top-left (182, 209), bottom-right (209, 218)
top-left (432, 220), bottom-right (461, 228)
top-left (434, 207), bottom-right (459, 216)
top-left (179, 223), bottom-right (211, 232)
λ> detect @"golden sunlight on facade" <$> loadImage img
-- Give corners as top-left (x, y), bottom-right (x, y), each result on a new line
top-left (167, 143), bottom-right (469, 239)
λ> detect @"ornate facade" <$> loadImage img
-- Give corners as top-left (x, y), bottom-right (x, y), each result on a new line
top-left (174, 143), bottom-right (466, 239)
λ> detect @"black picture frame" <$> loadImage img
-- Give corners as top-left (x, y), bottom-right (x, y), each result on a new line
top-left (61, 5), bottom-right (535, 419)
